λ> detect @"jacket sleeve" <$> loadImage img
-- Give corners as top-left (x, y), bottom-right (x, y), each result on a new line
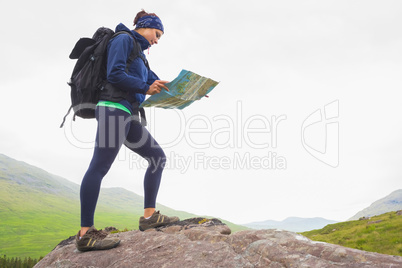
top-left (106, 34), bottom-right (149, 94)
top-left (147, 69), bottom-right (160, 85)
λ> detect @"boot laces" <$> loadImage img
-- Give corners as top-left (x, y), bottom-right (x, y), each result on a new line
top-left (87, 228), bottom-right (108, 240)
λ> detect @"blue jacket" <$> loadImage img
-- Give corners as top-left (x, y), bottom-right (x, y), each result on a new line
top-left (106, 23), bottom-right (159, 105)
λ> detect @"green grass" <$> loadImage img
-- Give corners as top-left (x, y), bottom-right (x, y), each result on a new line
top-left (0, 154), bottom-right (248, 260)
top-left (0, 180), bottom-right (142, 259)
top-left (301, 211), bottom-right (402, 256)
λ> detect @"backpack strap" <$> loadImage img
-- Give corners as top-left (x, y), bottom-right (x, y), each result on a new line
top-left (108, 31), bottom-right (149, 126)
top-left (112, 31), bottom-right (150, 71)
top-left (127, 38), bottom-right (150, 71)
top-left (59, 105), bottom-right (72, 128)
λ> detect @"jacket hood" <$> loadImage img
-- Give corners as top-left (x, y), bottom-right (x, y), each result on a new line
top-left (115, 23), bottom-right (150, 51)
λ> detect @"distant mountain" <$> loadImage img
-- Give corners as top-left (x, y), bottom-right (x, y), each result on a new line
top-left (0, 154), bottom-right (245, 259)
top-left (243, 217), bottom-right (338, 232)
top-left (348, 189), bottom-right (402, 220)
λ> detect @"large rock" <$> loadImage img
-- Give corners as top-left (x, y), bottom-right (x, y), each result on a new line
top-left (35, 218), bottom-right (402, 268)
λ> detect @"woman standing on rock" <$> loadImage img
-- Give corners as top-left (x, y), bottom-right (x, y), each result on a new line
top-left (75, 10), bottom-right (179, 252)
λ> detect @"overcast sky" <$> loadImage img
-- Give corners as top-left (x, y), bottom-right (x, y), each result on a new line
top-left (1, 0), bottom-right (401, 224)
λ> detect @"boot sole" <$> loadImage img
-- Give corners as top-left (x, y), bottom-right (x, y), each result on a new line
top-left (139, 222), bottom-right (168, 231)
top-left (77, 240), bottom-right (121, 252)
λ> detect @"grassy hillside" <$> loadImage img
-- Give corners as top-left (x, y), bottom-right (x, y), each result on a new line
top-left (301, 211), bottom-right (402, 256)
top-left (0, 155), bottom-right (148, 258)
top-left (0, 154), bottom-right (246, 259)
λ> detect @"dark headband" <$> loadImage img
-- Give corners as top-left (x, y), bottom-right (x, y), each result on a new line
top-left (135, 15), bottom-right (164, 33)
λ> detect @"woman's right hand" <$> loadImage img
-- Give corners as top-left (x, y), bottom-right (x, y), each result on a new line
top-left (146, 80), bottom-right (170, 95)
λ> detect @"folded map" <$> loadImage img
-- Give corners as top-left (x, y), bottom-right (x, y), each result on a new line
top-left (140, 69), bottom-right (219, 109)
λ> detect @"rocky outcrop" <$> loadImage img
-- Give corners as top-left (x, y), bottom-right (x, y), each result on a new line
top-left (35, 218), bottom-right (402, 268)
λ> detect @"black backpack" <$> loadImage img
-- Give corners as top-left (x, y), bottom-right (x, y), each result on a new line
top-left (60, 27), bottom-right (148, 127)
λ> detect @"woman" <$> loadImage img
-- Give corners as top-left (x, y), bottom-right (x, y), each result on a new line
top-left (75, 10), bottom-right (179, 252)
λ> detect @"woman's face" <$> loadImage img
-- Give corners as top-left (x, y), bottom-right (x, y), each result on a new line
top-left (137, 28), bottom-right (163, 46)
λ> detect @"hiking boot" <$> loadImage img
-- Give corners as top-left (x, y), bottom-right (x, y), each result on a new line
top-left (75, 226), bottom-right (120, 252)
top-left (139, 210), bottom-right (180, 231)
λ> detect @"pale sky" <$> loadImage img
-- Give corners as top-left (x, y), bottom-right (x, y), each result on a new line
top-left (1, 0), bottom-right (401, 224)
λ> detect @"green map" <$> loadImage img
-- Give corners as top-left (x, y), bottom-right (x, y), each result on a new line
top-left (140, 69), bottom-right (219, 109)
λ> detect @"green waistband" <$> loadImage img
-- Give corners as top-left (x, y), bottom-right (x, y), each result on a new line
top-left (97, 101), bottom-right (132, 115)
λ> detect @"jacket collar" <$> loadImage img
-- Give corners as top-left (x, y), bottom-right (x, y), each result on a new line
top-left (115, 23), bottom-right (150, 51)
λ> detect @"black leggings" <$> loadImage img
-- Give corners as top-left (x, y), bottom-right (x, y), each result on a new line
top-left (80, 106), bottom-right (166, 227)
